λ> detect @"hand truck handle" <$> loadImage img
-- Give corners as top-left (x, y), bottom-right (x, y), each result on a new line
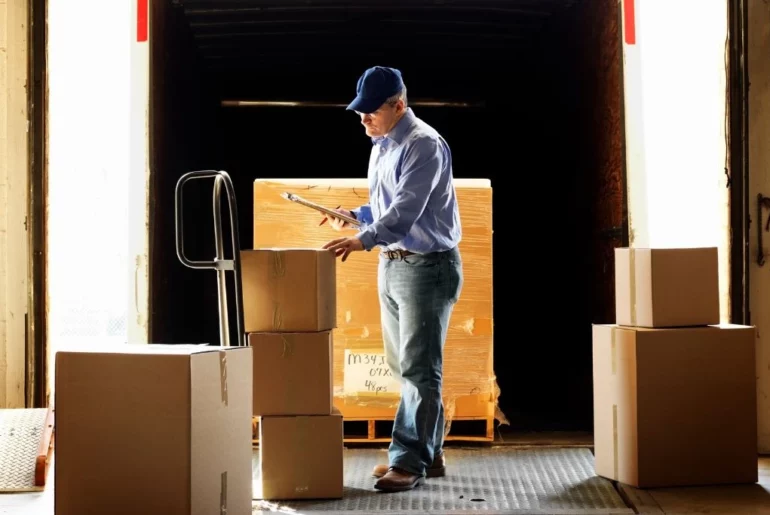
top-left (175, 170), bottom-right (245, 347)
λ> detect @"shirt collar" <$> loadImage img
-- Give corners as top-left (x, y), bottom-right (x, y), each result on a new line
top-left (371, 108), bottom-right (416, 146)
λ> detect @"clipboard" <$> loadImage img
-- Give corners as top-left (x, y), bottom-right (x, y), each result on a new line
top-left (280, 192), bottom-right (361, 227)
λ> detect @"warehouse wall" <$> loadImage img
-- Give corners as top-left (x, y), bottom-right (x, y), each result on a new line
top-left (197, 2), bottom-right (623, 431)
top-left (748, 0), bottom-right (770, 452)
top-left (141, 0), bottom-right (626, 430)
top-left (578, 0), bottom-right (626, 326)
top-left (0, 0), bottom-right (30, 408)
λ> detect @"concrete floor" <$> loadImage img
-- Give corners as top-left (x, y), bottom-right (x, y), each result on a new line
top-left (1, 439), bottom-right (768, 514)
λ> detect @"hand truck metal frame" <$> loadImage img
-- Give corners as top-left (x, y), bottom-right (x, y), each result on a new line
top-left (174, 170), bottom-right (246, 347)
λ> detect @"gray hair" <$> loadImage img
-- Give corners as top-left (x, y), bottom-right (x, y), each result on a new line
top-left (386, 87), bottom-right (408, 108)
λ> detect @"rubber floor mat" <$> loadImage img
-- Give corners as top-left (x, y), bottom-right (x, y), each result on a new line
top-left (252, 446), bottom-right (633, 514)
top-left (0, 409), bottom-right (48, 493)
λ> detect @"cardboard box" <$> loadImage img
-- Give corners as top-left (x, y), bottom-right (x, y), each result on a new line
top-left (55, 344), bottom-right (253, 515)
top-left (615, 247), bottom-right (720, 328)
top-left (242, 248), bottom-right (336, 332)
top-left (254, 409), bottom-right (344, 500)
top-left (592, 324), bottom-right (757, 488)
top-left (249, 331), bottom-right (333, 416)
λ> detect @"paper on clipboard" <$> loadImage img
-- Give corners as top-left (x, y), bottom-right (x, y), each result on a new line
top-left (280, 192), bottom-right (361, 227)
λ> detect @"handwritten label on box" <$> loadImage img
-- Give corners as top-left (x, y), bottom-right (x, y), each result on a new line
top-left (343, 350), bottom-right (401, 396)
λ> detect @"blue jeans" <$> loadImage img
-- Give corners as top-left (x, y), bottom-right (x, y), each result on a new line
top-left (378, 247), bottom-right (463, 476)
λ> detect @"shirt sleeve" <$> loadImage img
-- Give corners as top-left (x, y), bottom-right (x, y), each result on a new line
top-left (350, 204), bottom-right (373, 227)
top-left (356, 137), bottom-right (443, 251)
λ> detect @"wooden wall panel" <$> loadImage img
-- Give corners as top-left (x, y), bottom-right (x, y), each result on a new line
top-left (0, 0), bottom-right (30, 408)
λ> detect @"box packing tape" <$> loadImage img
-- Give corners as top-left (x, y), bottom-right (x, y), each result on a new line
top-left (219, 350), bottom-right (228, 407)
top-left (270, 252), bottom-right (286, 330)
top-left (278, 334), bottom-right (301, 406)
top-left (612, 405), bottom-right (619, 479)
top-left (610, 327), bottom-right (617, 376)
top-left (629, 249), bottom-right (637, 326)
top-left (280, 335), bottom-right (294, 358)
top-left (220, 471), bottom-right (228, 515)
top-left (611, 326), bottom-right (618, 479)
top-left (270, 251), bottom-right (286, 278)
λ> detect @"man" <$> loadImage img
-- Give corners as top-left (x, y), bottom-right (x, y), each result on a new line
top-left (322, 66), bottom-right (464, 493)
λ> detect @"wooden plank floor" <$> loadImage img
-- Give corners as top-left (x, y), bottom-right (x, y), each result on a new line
top-left (617, 457), bottom-right (770, 514)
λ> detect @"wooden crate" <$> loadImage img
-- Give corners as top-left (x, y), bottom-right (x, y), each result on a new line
top-left (252, 178), bottom-right (500, 430)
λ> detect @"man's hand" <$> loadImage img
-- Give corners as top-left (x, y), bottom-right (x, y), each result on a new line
top-left (321, 208), bottom-right (355, 231)
top-left (323, 236), bottom-right (364, 262)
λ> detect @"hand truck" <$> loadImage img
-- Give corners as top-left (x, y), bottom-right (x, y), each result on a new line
top-left (174, 170), bottom-right (246, 347)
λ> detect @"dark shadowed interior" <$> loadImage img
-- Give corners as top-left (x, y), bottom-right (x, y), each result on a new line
top-left (149, 0), bottom-right (627, 432)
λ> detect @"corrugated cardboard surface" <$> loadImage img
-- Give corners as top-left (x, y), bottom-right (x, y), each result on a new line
top-left (55, 344), bottom-right (253, 515)
top-left (252, 179), bottom-right (498, 419)
top-left (615, 247), bottom-right (720, 328)
top-left (593, 324), bottom-right (757, 488)
top-left (249, 331), bottom-right (333, 416)
top-left (241, 248), bottom-right (337, 333)
top-left (256, 408), bottom-right (344, 500)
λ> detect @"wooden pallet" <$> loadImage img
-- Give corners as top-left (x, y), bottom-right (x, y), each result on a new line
top-left (252, 415), bottom-right (494, 445)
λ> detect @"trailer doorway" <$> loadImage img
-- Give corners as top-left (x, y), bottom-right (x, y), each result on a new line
top-left (149, 0), bottom-right (627, 434)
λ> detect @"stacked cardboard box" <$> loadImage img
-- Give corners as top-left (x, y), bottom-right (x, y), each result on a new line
top-left (252, 178), bottom-right (498, 432)
top-left (242, 248), bottom-right (344, 500)
top-left (54, 344), bottom-right (254, 515)
top-left (593, 247), bottom-right (758, 488)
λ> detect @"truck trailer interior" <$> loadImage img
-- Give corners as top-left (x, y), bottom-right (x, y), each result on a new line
top-left (149, 0), bottom-right (626, 434)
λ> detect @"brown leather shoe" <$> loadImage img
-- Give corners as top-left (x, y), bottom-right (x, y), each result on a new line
top-left (372, 451), bottom-right (446, 478)
top-left (374, 467), bottom-right (425, 492)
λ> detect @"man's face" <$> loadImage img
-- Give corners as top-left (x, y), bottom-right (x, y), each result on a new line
top-left (357, 99), bottom-right (404, 138)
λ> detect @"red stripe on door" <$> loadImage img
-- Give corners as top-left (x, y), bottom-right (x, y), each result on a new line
top-left (137, 0), bottom-right (148, 42)
top-left (623, 0), bottom-right (636, 45)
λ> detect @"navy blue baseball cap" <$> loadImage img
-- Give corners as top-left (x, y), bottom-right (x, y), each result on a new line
top-left (346, 66), bottom-right (405, 114)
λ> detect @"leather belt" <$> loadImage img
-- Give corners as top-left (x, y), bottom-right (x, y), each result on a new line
top-left (381, 249), bottom-right (415, 260)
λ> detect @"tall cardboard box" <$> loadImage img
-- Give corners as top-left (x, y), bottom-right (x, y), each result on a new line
top-left (55, 344), bottom-right (253, 515)
top-left (249, 331), bottom-right (333, 416)
top-left (254, 409), bottom-right (344, 500)
top-left (592, 324), bottom-right (757, 488)
top-left (615, 247), bottom-right (719, 327)
top-left (241, 248), bottom-right (336, 333)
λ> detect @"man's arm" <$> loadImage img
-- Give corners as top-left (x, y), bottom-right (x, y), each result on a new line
top-left (356, 137), bottom-right (443, 251)
top-left (350, 204), bottom-right (373, 227)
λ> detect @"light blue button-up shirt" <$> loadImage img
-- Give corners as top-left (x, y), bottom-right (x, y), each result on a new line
top-left (352, 108), bottom-right (462, 254)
